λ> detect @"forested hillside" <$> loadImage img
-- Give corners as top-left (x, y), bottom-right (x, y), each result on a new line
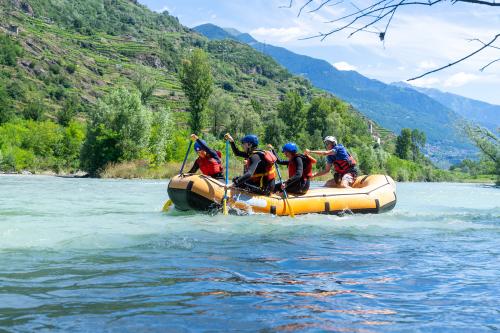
top-left (0, 0), bottom-right (470, 181)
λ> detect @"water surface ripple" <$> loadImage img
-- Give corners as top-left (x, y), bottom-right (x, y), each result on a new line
top-left (0, 175), bottom-right (499, 332)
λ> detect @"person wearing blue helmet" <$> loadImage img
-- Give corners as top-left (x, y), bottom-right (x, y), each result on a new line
top-left (186, 134), bottom-right (224, 180)
top-left (272, 142), bottom-right (316, 195)
top-left (224, 133), bottom-right (276, 195)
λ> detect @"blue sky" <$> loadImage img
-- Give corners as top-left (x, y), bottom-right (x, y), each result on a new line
top-left (139, 0), bottom-right (500, 105)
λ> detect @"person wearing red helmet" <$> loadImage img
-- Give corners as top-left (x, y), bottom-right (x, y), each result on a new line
top-left (224, 133), bottom-right (276, 195)
top-left (186, 134), bottom-right (224, 180)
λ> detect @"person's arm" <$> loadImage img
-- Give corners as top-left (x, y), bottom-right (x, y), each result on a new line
top-left (305, 148), bottom-right (336, 157)
top-left (186, 160), bottom-right (199, 174)
top-left (285, 156), bottom-right (303, 187)
top-left (224, 133), bottom-right (248, 158)
top-left (235, 154), bottom-right (260, 184)
top-left (276, 159), bottom-right (289, 165)
top-left (267, 145), bottom-right (288, 165)
top-left (229, 141), bottom-right (248, 158)
top-left (312, 162), bottom-right (332, 179)
top-left (196, 139), bottom-right (220, 162)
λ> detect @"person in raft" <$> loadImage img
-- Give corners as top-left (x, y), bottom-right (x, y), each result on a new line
top-left (224, 133), bottom-right (276, 195)
top-left (186, 134), bottom-right (224, 180)
top-left (271, 142), bottom-right (316, 195)
top-left (305, 136), bottom-right (358, 188)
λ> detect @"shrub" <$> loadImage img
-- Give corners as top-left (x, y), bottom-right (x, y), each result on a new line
top-left (81, 88), bottom-right (152, 176)
top-left (0, 34), bottom-right (23, 67)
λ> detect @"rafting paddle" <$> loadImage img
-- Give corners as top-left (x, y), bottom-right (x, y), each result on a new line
top-left (270, 147), bottom-right (295, 218)
top-left (223, 140), bottom-right (229, 215)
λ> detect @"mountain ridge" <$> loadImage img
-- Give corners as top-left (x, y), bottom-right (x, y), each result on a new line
top-left (193, 23), bottom-right (484, 165)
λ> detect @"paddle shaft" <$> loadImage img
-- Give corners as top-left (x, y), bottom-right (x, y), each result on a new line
top-left (179, 141), bottom-right (193, 174)
top-left (223, 140), bottom-right (229, 215)
top-left (273, 151), bottom-right (295, 217)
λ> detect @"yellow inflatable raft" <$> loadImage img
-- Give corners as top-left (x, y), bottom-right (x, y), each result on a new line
top-left (167, 174), bottom-right (397, 216)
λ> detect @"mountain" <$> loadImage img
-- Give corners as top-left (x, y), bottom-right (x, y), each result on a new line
top-left (0, 2), bottom-right (316, 122)
top-left (194, 23), bottom-right (476, 165)
top-left (393, 82), bottom-right (499, 132)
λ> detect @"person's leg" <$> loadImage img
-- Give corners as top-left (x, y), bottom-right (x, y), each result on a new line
top-left (339, 173), bottom-right (354, 188)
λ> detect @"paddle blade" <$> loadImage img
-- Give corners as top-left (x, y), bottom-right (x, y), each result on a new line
top-left (162, 199), bottom-right (173, 212)
top-left (223, 198), bottom-right (228, 215)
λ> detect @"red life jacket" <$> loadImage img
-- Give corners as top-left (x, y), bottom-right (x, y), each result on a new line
top-left (245, 150), bottom-right (277, 183)
top-left (197, 151), bottom-right (223, 177)
top-left (333, 155), bottom-right (356, 174)
top-left (288, 154), bottom-right (316, 181)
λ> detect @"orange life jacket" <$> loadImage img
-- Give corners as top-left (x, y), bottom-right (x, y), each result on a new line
top-left (197, 151), bottom-right (223, 177)
top-left (245, 150), bottom-right (277, 184)
top-left (288, 154), bottom-right (316, 181)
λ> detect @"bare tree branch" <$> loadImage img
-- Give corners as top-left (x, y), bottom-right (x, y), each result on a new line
top-left (279, 0), bottom-right (294, 8)
top-left (286, 0), bottom-right (499, 77)
top-left (298, 0), bottom-right (314, 17)
top-left (408, 33), bottom-right (500, 80)
top-left (456, 0), bottom-right (500, 6)
top-left (308, 0), bottom-right (343, 13)
top-left (480, 58), bottom-right (500, 71)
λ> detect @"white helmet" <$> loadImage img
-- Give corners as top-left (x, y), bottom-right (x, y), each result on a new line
top-left (323, 136), bottom-right (337, 145)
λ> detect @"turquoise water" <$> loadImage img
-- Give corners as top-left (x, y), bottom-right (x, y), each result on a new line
top-left (0, 175), bottom-right (499, 332)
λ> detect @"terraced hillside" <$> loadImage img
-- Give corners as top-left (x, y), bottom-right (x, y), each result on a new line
top-left (0, 0), bottom-right (315, 124)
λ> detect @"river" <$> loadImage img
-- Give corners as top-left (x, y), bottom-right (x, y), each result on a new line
top-left (0, 175), bottom-right (499, 332)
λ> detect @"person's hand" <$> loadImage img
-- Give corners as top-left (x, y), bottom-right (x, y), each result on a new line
top-left (224, 133), bottom-right (234, 142)
top-left (281, 183), bottom-right (286, 190)
top-left (190, 134), bottom-right (198, 141)
top-left (304, 149), bottom-right (311, 155)
top-left (267, 144), bottom-right (274, 150)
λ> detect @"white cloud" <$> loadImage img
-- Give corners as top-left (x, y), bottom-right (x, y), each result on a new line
top-left (443, 72), bottom-right (479, 87)
top-left (418, 60), bottom-right (438, 70)
top-left (408, 77), bottom-right (441, 88)
top-left (333, 61), bottom-right (357, 71)
top-left (155, 5), bottom-right (170, 13)
top-left (250, 25), bottom-right (312, 42)
top-left (210, 14), bottom-right (217, 19)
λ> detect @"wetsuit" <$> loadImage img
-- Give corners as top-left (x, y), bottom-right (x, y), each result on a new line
top-left (274, 155), bottom-right (311, 195)
top-left (230, 141), bottom-right (275, 195)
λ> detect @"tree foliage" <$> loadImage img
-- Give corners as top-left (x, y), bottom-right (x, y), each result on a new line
top-left (179, 48), bottom-right (213, 133)
top-left (81, 88), bottom-right (152, 176)
top-left (0, 34), bottom-right (23, 67)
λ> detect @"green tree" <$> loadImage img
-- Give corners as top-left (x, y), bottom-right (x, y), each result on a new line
top-left (396, 128), bottom-right (412, 160)
top-left (133, 70), bottom-right (158, 105)
top-left (264, 114), bottom-right (287, 149)
top-left (148, 107), bottom-right (172, 165)
top-left (23, 99), bottom-right (45, 121)
top-left (56, 96), bottom-right (78, 126)
top-left (207, 89), bottom-right (233, 138)
top-left (0, 84), bottom-right (14, 124)
top-left (0, 34), bottom-right (23, 67)
top-left (179, 48), bottom-right (213, 133)
top-left (81, 88), bottom-right (152, 176)
top-left (278, 91), bottom-right (305, 140)
top-left (411, 129), bottom-right (426, 161)
top-left (465, 124), bottom-right (500, 184)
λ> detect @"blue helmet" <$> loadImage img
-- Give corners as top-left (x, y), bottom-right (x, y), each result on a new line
top-left (194, 139), bottom-right (206, 151)
top-left (282, 142), bottom-right (298, 153)
top-left (240, 134), bottom-right (259, 147)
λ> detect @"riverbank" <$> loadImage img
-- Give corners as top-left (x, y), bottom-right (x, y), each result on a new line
top-left (1, 164), bottom-right (497, 185)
